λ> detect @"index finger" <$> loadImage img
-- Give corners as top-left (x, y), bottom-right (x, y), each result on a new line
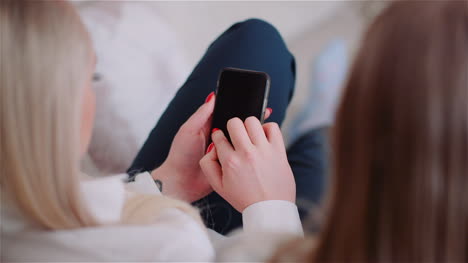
top-left (227, 118), bottom-right (252, 151)
top-left (211, 129), bottom-right (235, 164)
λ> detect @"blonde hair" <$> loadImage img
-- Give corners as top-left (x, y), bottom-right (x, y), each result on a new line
top-left (0, 0), bottom-right (97, 229)
top-left (0, 0), bottom-right (204, 230)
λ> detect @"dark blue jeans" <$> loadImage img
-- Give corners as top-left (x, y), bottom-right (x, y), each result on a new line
top-left (128, 19), bottom-right (327, 234)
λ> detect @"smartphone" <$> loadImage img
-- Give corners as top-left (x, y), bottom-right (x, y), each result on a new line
top-left (211, 67), bottom-right (270, 143)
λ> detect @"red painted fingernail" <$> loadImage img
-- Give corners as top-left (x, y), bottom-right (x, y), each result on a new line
top-left (206, 143), bottom-right (214, 154)
top-left (212, 128), bottom-right (220, 133)
top-left (205, 92), bottom-right (215, 103)
top-left (267, 108), bottom-right (273, 114)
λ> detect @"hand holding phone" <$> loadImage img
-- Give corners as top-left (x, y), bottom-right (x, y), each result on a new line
top-left (201, 117), bottom-right (296, 212)
top-left (202, 68), bottom-right (295, 211)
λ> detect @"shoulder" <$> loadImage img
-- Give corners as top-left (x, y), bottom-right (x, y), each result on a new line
top-left (114, 208), bottom-right (215, 261)
top-left (113, 207), bottom-right (215, 261)
top-left (3, 208), bottom-right (214, 262)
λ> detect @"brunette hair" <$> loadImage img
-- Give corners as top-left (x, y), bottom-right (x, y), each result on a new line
top-left (275, 1), bottom-right (468, 262)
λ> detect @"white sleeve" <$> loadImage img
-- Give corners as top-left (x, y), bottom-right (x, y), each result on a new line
top-left (214, 201), bottom-right (304, 262)
top-left (243, 200), bottom-right (304, 236)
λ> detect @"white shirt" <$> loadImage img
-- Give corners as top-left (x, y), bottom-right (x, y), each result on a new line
top-left (1, 173), bottom-right (303, 262)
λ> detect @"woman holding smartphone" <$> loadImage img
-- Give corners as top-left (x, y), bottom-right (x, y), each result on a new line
top-left (1, 0), bottom-right (308, 261)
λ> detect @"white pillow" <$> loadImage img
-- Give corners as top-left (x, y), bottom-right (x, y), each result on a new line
top-left (76, 2), bottom-right (190, 174)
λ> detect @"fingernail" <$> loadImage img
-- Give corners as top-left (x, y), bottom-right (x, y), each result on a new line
top-left (212, 128), bottom-right (220, 133)
top-left (206, 143), bottom-right (214, 154)
top-left (267, 108), bottom-right (273, 114)
top-left (205, 92), bottom-right (215, 103)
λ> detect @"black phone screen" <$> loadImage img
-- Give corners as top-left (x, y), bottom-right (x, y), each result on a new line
top-left (211, 68), bottom-right (270, 142)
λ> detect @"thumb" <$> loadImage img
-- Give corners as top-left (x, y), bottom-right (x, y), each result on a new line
top-left (200, 146), bottom-right (223, 192)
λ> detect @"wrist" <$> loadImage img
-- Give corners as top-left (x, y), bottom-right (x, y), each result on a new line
top-left (150, 162), bottom-right (187, 201)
